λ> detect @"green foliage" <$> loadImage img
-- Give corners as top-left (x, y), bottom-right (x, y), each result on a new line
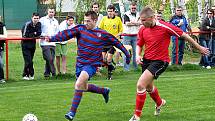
top-left (167, 63), bottom-right (201, 71)
top-left (186, 0), bottom-right (199, 24)
top-left (75, 0), bottom-right (106, 23)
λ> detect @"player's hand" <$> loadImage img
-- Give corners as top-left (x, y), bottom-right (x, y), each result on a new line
top-left (178, 19), bottom-right (184, 26)
top-left (126, 55), bottom-right (131, 64)
top-left (136, 55), bottom-right (143, 64)
top-left (199, 46), bottom-right (210, 55)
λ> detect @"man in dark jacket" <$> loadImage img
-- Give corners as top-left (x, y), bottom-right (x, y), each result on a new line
top-left (199, 9), bottom-right (215, 69)
top-left (21, 12), bottom-right (41, 80)
top-left (0, 16), bottom-right (7, 83)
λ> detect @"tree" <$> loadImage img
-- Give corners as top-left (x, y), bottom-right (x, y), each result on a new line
top-left (75, 0), bottom-right (106, 23)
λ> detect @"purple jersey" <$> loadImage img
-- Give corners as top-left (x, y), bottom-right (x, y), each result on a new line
top-left (50, 25), bottom-right (130, 67)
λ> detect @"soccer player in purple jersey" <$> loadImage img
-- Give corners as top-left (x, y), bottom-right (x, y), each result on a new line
top-left (47, 11), bottom-right (131, 121)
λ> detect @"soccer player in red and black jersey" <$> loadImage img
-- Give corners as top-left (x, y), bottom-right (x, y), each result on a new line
top-left (47, 11), bottom-right (130, 121)
top-left (129, 6), bottom-right (210, 121)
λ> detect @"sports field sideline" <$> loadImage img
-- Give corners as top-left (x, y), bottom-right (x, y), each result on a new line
top-left (0, 42), bottom-right (214, 121)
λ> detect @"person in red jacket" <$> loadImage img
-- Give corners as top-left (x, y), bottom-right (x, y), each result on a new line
top-left (129, 6), bottom-right (210, 121)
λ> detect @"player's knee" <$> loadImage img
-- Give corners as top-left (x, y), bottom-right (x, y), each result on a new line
top-left (146, 85), bottom-right (154, 93)
top-left (146, 88), bottom-right (153, 93)
top-left (75, 82), bottom-right (86, 90)
top-left (137, 84), bottom-right (146, 92)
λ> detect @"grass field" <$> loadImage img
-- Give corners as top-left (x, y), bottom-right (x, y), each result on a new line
top-left (0, 42), bottom-right (215, 121)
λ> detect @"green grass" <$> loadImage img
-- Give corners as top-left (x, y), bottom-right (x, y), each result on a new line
top-left (0, 43), bottom-right (215, 121)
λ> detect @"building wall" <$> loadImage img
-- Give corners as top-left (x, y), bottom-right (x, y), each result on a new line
top-left (0, 0), bottom-right (37, 29)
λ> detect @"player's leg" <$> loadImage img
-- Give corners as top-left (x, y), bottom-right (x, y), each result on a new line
top-left (81, 65), bottom-right (110, 103)
top-left (146, 60), bottom-right (169, 116)
top-left (65, 70), bottom-right (89, 120)
top-left (87, 83), bottom-right (110, 103)
top-left (129, 69), bottom-right (154, 121)
top-left (107, 47), bottom-right (116, 80)
top-left (147, 83), bottom-right (166, 116)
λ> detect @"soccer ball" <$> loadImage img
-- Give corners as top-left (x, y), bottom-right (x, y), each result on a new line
top-left (22, 113), bottom-right (38, 121)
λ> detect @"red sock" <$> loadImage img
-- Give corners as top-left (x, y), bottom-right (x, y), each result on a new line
top-left (134, 91), bottom-right (146, 117)
top-left (149, 86), bottom-right (162, 106)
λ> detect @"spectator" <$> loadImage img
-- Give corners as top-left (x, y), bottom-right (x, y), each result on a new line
top-left (211, 5), bottom-right (215, 15)
top-left (56, 16), bottom-right (76, 75)
top-left (99, 4), bottom-right (123, 79)
top-left (91, 2), bottom-right (103, 26)
top-left (21, 12), bottom-right (41, 80)
top-left (47, 11), bottom-right (130, 121)
top-left (170, 6), bottom-right (192, 65)
top-left (122, 1), bottom-right (140, 71)
top-left (199, 9), bottom-right (215, 69)
top-left (155, 11), bottom-right (165, 21)
top-left (39, 8), bottom-right (59, 77)
top-left (0, 16), bottom-right (7, 84)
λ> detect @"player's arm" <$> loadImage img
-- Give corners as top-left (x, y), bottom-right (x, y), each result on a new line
top-left (136, 45), bottom-right (143, 64)
top-left (136, 30), bottom-right (144, 64)
top-left (107, 34), bottom-right (130, 64)
top-left (49, 25), bottom-right (79, 42)
top-left (181, 32), bottom-right (210, 55)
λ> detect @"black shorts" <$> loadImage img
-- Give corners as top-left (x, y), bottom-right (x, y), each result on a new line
top-left (141, 58), bottom-right (169, 79)
top-left (102, 46), bottom-right (116, 54)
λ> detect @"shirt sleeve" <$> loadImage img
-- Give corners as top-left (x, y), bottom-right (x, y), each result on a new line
top-left (137, 27), bottom-right (145, 47)
top-left (124, 14), bottom-right (130, 24)
top-left (105, 33), bottom-right (130, 58)
top-left (50, 25), bottom-right (80, 42)
top-left (163, 21), bottom-right (183, 37)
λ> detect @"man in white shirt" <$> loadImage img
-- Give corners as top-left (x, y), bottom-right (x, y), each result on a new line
top-left (91, 2), bottom-right (103, 26)
top-left (122, 2), bottom-right (140, 71)
top-left (56, 16), bottom-right (76, 75)
top-left (39, 8), bottom-right (59, 77)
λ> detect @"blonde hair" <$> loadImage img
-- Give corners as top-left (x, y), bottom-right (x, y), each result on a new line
top-left (140, 6), bottom-right (155, 18)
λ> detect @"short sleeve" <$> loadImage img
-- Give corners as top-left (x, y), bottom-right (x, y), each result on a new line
top-left (137, 27), bottom-right (145, 47)
top-left (161, 21), bottom-right (183, 37)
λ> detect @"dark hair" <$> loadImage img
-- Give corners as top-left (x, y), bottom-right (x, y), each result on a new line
top-left (107, 4), bottom-right (115, 11)
top-left (66, 15), bottom-right (74, 20)
top-left (32, 12), bottom-right (39, 17)
top-left (157, 11), bottom-right (162, 14)
top-left (91, 2), bottom-right (99, 8)
top-left (207, 9), bottom-right (214, 15)
top-left (85, 11), bottom-right (98, 20)
top-left (130, 1), bottom-right (137, 6)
